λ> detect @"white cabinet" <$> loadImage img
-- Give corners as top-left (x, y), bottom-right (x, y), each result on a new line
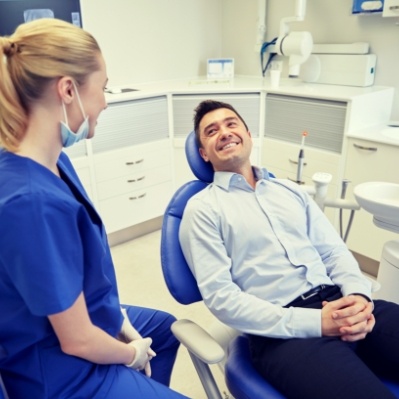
top-left (262, 94), bottom-right (347, 225)
top-left (94, 140), bottom-right (173, 233)
top-left (91, 96), bottom-right (171, 233)
top-left (344, 137), bottom-right (399, 261)
top-left (64, 95), bottom-right (172, 235)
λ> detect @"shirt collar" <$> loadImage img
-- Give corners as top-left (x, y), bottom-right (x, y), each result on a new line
top-left (213, 166), bottom-right (272, 190)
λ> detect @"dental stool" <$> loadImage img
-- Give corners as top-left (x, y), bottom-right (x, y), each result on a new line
top-left (160, 131), bottom-right (399, 399)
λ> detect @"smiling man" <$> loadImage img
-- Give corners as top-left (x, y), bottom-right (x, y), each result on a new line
top-left (179, 100), bottom-right (399, 399)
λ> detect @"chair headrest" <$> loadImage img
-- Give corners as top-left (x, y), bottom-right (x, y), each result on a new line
top-left (185, 131), bottom-right (214, 183)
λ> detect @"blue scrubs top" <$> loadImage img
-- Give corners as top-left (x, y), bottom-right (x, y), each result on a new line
top-left (0, 150), bottom-right (124, 398)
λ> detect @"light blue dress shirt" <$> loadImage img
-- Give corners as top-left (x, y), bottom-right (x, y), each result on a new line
top-left (179, 167), bottom-right (372, 339)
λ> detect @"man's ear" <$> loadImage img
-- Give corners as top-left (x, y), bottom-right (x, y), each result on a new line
top-left (199, 147), bottom-right (209, 162)
top-left (57, 76), bottom-right (75, 105)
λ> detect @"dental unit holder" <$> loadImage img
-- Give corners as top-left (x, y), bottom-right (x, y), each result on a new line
top-left (259, 0), bottom-right (313, 78)
top-left (295, 131), bottom-right (307, 184)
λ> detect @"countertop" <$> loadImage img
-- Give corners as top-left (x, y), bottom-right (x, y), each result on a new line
top-left (105, 75), bottom-right (393, 103)
top-left (347, 124), bottom-right (399, 147)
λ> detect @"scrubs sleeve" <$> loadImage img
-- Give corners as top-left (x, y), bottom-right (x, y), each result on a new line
top-left (0, 192), bottom-right (84, 316)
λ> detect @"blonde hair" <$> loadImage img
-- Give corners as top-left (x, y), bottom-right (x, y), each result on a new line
top-left (0, 18), bottom-right (101, 151)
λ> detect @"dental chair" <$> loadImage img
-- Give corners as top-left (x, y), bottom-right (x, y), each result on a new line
top-left (160, 131), bottom-right (399, 399)
top-left (0, 374), bottom-right (7, 399)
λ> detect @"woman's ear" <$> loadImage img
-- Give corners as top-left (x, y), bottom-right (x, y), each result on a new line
top-left (57, 77), bottom-right (74, 104)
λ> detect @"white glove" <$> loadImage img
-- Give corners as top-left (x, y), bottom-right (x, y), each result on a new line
top-left (119, 307), bottom-right (156, 377)
top-left (119, 309), bottom-right (141, 341)
top-left (125, 338), bottom-right (153, 370)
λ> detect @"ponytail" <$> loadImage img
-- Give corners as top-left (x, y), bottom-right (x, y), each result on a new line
top-left (0, 37), bottom-right (27, 151)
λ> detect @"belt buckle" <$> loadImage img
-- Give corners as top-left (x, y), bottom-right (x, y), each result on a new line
top-left (300, 285), bottom-right (324, 301)
top-left (300, 291), bottom-right (318, 300)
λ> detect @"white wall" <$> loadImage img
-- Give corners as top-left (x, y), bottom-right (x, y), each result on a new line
top-left (221, 0), bottom-right (399, 119)
top-left (80, 0), bottom-right (399, 119)
top-left (81, 0), bottom-right (223, 86)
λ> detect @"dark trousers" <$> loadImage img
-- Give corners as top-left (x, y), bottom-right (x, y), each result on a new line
top-left (249, 287), bottom-right (399, 399)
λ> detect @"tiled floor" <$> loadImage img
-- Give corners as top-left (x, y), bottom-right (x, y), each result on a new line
top-left (111, 229), bottom-right (229, 399)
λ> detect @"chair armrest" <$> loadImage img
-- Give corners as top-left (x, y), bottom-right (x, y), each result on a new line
top-left (171, 319), bottom-right (225, 364)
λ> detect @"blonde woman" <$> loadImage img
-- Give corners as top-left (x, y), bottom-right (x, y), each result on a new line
top-left (0, 19), bottom-right (188, 399)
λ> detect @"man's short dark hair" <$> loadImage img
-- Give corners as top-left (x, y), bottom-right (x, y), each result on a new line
top-left (193, 100), bottom-right (249, 148)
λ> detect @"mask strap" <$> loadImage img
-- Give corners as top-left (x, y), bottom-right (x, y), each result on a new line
top-left (72, 81), bottom-right (87, 119)
top-left (62, 102), bottom-right (69, 126)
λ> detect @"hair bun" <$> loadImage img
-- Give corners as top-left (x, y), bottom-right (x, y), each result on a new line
top-left (1, 38), bottom-right (18, 57)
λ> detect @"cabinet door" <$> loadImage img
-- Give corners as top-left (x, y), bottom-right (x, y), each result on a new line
top-left (344, 138), bottom-right (399, 261)
top-left (265, 94), bottom-right (347, 154)
top-left (93, 96), bottom-right (169, 154)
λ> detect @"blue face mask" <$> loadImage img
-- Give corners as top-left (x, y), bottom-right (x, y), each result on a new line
top-left (60, 82), bottom-right (89, 148)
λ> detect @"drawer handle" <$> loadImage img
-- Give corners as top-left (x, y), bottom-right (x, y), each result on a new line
top-left (125, 159), bottom-right (144, 166)
top-left (127, 176), bottom-right (146, 183)
top-left (129, 193), bottom-right (147, 200)
top-left (353, 143), bottom-right (377, 152)
top-left (289, 158), bottom-right (307, 166)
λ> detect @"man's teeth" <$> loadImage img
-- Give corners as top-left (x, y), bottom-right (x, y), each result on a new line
top-left (222, 143), bottom-right (237, 150)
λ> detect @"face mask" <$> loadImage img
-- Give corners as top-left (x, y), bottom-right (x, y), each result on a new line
top-left (60, 82), bottom-right (89, 148)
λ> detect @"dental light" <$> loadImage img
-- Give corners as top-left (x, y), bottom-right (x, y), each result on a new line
top-left (275, 0), bottom-right (313, 77)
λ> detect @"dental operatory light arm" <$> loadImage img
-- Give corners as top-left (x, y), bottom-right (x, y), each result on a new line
top-left (275, 0), bottom-right (313, 77)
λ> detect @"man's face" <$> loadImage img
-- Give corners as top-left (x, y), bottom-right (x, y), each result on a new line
top-left (198, 108), bottom-right (252, 172)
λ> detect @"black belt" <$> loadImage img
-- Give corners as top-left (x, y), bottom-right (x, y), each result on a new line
top-left (300, 284), bottom-right (329, 300)
top-left (286, 285), bottom-right (339, 308)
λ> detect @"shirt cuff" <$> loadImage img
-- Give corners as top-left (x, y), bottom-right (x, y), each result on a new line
top-left (291, 307), bottom-right (322, 338)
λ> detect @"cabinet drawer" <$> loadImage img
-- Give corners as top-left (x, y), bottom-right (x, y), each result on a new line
top-left (344, 139), bottom-right (399, 185)
top-left (99, 181), bottom-right (173, 233)
top-left (262, 138), bottom-right (341, 184)
top-left (94, 142), bottom-right (170, 182)
top-left (97, 164), bottom-right (172, 200)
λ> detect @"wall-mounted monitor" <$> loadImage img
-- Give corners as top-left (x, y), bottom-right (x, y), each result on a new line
top-left (0, 0), bottom-right (82, 36)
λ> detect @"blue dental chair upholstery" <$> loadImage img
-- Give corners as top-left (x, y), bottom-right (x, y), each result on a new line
top-left (161, 131), bottom-right (399, 399)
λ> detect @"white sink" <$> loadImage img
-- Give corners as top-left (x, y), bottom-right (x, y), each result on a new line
top-left (354, 182), bottom-right (399, 233)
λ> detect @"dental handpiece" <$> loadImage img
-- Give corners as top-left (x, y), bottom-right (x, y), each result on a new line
top-left (296, 148), bottom-right (304, 183)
